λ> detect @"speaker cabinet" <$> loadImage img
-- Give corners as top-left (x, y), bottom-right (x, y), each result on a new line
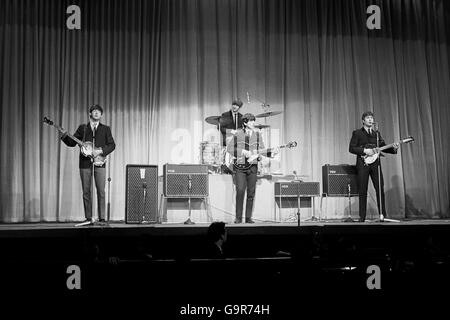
top-left (163, 164), bottom-right (209, 197)
top-left (322, 164), bottom-right (359, 196)
top-left (125, 165), bottom-right (158, 223)
top-left (274, 182), bottom-right (320, 197)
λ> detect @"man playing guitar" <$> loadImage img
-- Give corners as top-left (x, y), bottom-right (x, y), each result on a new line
top-left (60, 105), bottom-right (116, 223)
top-left (226, 113), bottom-right (278, 223)
top-left (349, 111), bottom-right (399, 222)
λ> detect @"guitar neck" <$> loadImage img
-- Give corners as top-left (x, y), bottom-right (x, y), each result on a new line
top-left (379, 141), bottom-right (401, 151)
top-left (55, 125), bottom-right (84, 146)
top-left (66, 133), bottom-right (84, 146)
top-left (256, 144), bottom-right (287, 155)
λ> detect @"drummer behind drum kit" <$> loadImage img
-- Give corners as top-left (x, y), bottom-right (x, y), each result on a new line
top-left (202, 109), bottom-right (283, 174)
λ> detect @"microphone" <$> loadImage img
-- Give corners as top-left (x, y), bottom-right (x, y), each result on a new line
top-left (293, 170), bottom-right (302, 182)
top-left (188, 174), bottom-right (192, 192)
top-left (246, 92), bottom-right (250, 104)
top-left (372, 122), bottom-right (379, 131)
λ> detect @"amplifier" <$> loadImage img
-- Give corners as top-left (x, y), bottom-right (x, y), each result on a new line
top-left (125, 165), bottom-right (158, 223)
top-left (274, 182), bottom-right (320, 197)
top-left (322, 164), bottom-right (359, 196)
top-left (163, 164), bottom-right (209, 197)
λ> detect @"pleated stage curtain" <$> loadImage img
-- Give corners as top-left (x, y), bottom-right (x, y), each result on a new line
top-left (1, 0), bottom-right (449, 222)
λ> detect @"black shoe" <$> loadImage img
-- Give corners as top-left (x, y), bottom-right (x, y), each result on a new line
top-left (358, 218), bottom-right (365, 222)
top-left (245, 218), bottom-right (255, 224)
top-left (234, 219), bottom-right (242, 224)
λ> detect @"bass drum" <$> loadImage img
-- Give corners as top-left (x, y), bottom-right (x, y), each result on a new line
top-left (200, 142), bottom-right (221, 166)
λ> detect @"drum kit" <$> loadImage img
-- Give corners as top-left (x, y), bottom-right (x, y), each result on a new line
top-left (201, 108), bottom-right (283, 174)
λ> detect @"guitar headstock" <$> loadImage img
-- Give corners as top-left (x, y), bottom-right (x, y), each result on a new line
top-left (43, 116), bottom-right (65, 133)
top-left (285, 141), bottom-right (298, 148)
top-left (401, 136), bottom-right (414, 144)
top-left (43, 117), bottom-right (54, 126)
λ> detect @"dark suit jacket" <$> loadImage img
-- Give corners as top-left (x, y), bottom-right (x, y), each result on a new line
top-left (219, 111), bottom-right (243, 146)
top-left (226, 129), bottom-right (270, 165)
top-left (349, 127), bottom-right (396, 166)
top-left (61, 122), bottom-right (116, 168)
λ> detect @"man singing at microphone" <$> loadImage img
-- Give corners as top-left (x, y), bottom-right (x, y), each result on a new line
top-left (349, 111), bottom-right (399, 222)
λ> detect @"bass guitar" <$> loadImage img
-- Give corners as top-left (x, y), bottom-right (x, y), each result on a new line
top-left (43, 117), bottom-right (107, 166)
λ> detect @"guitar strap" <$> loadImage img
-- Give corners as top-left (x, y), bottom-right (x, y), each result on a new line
top-left (82, 123), bottom-right (88, 143)
top-left (233, 134), bottom-right (237, 163)
top-left (257, 131), bottom-right (260, 151)
top-left (245, 133), bottom-right (250, 166)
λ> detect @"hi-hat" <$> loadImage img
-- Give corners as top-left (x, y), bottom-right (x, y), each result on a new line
top-left (255, 124), bottom-right (270, 129)
top-left (255, 111), bottom-right (283, 118)
top-left (205, 116), bottom-right (221, 125)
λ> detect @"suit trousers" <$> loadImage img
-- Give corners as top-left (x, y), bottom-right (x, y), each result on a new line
top-left (233, 164), bottom-right (258, 220)
top-left (357, 161), bottom-right (386, 221)
top-left (80, 167), bottom-right (106, 220)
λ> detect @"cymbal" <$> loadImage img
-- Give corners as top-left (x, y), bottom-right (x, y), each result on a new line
top-left (255, 124), bottom-right (270, 129)
top-left (205, 116), bottom-right (221, 125)
top-left (255, 110), bottom-right (283, 118)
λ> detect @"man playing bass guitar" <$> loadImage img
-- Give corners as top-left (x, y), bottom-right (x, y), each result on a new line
top-left (61, 104), bottom-right (116, 223)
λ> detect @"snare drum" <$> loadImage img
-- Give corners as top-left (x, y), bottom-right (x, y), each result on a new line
top-left (200, 142), bottom-right (220, 165)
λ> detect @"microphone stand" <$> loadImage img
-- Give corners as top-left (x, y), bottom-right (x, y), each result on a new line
top-left (375, 124), bottom-right (383, 222)
top-left (294, 180), bottom-right (301, 227)
top-left (107, 169), bottom-right (111, 222)
top-left (184, 174), bottom-right (195, 224)
top-left (247, 93), bottom-right (271, 112)
top-left (290, 171), bottom-right (303, 227)
top-left (375, 124), bottom-right (399, 223)
top-left (342, 179), bottom-right (354, 222)
top-left (249, 93), bottom-right (272, 174)
top-left (141, 180), bottom-right (148, 223)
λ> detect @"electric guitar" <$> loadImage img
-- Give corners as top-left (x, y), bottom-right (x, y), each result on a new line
top-left (43, 117), bottom-right (107, 166)
top-left (226, 141), bottom-right (298, 171)
top-left (362, 136), bottom-right (414, 165)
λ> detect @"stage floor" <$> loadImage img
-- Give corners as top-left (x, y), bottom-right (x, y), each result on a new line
top-left (1, 218), bottom-right (449, 232)
top-left (3, 218), bottom-right (450, 227)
